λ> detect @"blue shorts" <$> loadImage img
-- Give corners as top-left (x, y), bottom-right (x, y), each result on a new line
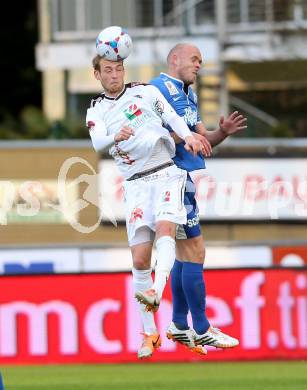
top-left (176, 174), bottom-right (201, 240)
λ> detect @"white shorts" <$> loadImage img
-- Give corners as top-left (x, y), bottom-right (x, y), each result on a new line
top-left (122, 164), bottom-right (187, 246)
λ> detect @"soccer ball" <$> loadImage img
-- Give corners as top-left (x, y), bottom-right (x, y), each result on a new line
top-left (95, 26), bottom-right (133, 61)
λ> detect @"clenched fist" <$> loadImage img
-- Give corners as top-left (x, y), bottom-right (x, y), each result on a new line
top-left (114, 126), bottom-right (134, 142)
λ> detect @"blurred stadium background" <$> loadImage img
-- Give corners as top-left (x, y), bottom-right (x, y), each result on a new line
top-left (0, 0), bottom-right (307, 388)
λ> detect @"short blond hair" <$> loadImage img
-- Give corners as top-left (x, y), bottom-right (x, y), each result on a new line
top-left (92, 55), bottom-right (102, 71)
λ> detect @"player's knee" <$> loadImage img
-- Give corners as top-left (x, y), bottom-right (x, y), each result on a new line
top-left (133, 257), bottom-right (150, 270)
top-left (199, 245), bottom-right (206, 263)
top-left (191, 241), bottom-right (205, 263)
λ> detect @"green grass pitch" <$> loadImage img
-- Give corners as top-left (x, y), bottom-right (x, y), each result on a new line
top-left (1, 361), bottom-right (307, 389)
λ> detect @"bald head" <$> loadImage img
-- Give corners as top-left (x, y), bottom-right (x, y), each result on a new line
top-left (166, 43), bottom-right (202, 85)
top-left (166, 43), bottom-right (192, 65)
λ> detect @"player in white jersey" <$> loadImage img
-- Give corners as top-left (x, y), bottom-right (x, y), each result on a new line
top-left (86, 55), bottom-right (207, 358)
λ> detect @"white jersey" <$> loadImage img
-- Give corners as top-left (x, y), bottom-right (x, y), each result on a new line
top-left (86, 83), bottom-right (190, 179)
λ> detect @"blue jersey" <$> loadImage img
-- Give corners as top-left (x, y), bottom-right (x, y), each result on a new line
top-left (150, 73), bottom-right (205, 172)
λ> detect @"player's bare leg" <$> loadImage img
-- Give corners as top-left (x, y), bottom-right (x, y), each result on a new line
top-left (176, 235), bottom-right (204, 265)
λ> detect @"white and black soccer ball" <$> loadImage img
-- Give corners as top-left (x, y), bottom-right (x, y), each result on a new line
top-left (95, 26), bottom-right (133, 61)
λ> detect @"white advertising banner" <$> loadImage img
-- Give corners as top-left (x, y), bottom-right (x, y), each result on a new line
top-left (0, 249), bottom-right (81, 274)
top-left (82, 246), bottom-right (272, 271)
top-left (99, 158), bottom-right (307, 221)
top-left (0, 245), bottom-right (273, 274)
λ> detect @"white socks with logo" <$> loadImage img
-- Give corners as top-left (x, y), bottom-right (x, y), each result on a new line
top-left (132, 235), bottom-right (176, 334)
top-left (132, 267), bottom-right (157, 335)
top-left (153, 236), bottom-right (176, 299)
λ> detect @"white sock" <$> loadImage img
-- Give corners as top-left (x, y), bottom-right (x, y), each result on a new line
top-left (152, 236), bottom-right (176, 300)
top-left (132, 268), bottom-right (157, 335)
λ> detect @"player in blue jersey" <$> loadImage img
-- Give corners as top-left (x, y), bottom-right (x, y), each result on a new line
top-left (151, 43), bottom-right (246, 351)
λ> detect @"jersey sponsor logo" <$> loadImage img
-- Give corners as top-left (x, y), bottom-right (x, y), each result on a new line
top-left (184, 106), bottom-right (198, 126)
top-left (154, 99), bottom-right (164, 115)
top-left (123, 104), bottom-right (152, 130)
top-left (129, 207), bottom-right (143, 223)
top-left (124, 104), bottom-right (142, 120)
top-left (164, 81), bottom-right (179, 96)
top-left (87, 121), bottom-right (95, 132)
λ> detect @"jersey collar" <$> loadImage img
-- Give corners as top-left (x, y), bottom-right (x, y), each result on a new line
top-left (104, 86), bottom-right (126, 101)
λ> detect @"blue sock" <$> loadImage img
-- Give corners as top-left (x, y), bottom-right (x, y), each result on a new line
top-left (171, 259), bottom-right (189, 330)
top-left (182, 262), bottom-right (210, 335)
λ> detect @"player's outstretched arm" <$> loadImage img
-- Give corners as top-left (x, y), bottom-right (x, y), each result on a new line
top-left (147, 85), bottom-right (206, 156)
top-left (197, 111), bottom-right (247, 147)
top-left (219, 111), bottom-right (247, 135)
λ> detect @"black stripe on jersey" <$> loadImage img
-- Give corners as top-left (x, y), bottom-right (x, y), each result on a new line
top-left (126, 82), bottom-right (148, 88)
top-left (89, 82), bottom-right (148, 107)
top-left (104, 82), bottom-right (148, 101)
top-left (90, 93), bottom-right (105, 107)
top-left (105, 87), bottom-right (127, 101)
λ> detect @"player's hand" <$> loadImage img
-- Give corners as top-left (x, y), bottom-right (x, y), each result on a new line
top-left (192, 133), bottom-right (212, 157)
top-left (219, 111), bottom-right (247, 136)
top-left (114, 126), bottom-right (134, 142)
top-left (184, 136), bottom-right (203, 156)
